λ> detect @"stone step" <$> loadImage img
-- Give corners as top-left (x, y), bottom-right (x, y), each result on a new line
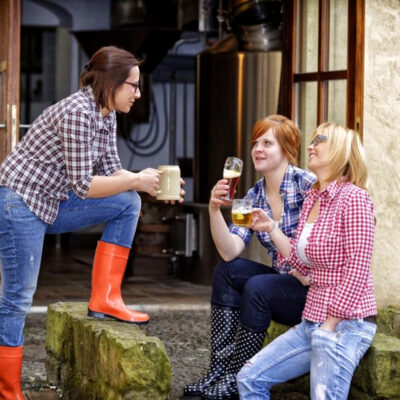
top-left (45, 302), bottom-right (171, 400)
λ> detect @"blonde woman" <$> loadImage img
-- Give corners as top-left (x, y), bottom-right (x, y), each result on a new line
top-left (237, 122), bottom-right (377, 399)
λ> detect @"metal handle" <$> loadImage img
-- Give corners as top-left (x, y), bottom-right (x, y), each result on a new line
top-left (0, 123), bottom-right (31, 129)
top-left (11, 105), bottom-right (17, 150)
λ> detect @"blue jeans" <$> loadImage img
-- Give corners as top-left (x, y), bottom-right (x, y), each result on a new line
top-left (237, 318), bottom-right (377, 399)
top-left (211, 258), bottom-right (308, 332)
top-left (0, 186), bottom-right (141, 346)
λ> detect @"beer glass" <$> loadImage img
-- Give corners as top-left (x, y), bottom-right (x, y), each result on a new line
top-left (223, 156), bottom-right (243, 202)
top-left (231, 199), bottom-right (253, 227)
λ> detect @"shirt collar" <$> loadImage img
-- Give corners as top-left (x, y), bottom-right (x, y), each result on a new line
top-left (82, 85), bottom-right (115, 131)
top-left (279, 164), bottom-right (298, 195)
top-left (259, 164), bottom-right (299, 198)
top-left (310, 178), bottom-right (344, 200)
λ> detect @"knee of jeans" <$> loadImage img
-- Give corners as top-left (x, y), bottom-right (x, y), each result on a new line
top-left (0, 291), bottom-right (33, 317)
top-left (237, 365), bottom-right (254, 391)
top-left (242, 276), bottom-right (270, 305)
top-left (212, 260), bottom-right (230, 283)
top-left (116, 191), bottom-right (141, 215)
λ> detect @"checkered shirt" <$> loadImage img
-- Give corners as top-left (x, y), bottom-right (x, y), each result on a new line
top-left (279, 180), bottom-right (377, 322)
top-left (0, 86), bottom-right (122, 224)
top-left (230, 164), bottom-right (316, 272)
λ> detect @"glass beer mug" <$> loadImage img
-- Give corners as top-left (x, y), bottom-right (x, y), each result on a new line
top-left (231, 199), bottom-right (253, 227)
top-left (223, 156), bottom-right (243, 202)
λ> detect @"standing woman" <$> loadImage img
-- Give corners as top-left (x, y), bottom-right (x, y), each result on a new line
top-left (0, 46), bottom-right (183, 399)
top-left (184, 115), bottom-right (315, 400)
top-left (237, 123), bottom-right (377, 399)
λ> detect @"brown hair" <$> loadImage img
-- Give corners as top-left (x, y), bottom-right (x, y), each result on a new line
top-left (80, 46), bottom-right (142, 109)
top-left (250, 115), bottom-right (302, 165)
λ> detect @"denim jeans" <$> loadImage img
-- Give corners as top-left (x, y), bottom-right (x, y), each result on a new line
top-left (211, 258), bottom-right (308, 332)
top-left (237, 318), bottom-right (377, 399)
top-left (0, 186), bottom-right (141, 346)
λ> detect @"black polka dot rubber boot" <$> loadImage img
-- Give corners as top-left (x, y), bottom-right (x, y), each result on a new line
top-left (183, 306), bottom-right (240, 397)
top-left (202, 324), bottom-right (265, 399)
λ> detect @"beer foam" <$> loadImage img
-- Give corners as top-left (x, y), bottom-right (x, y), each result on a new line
top-left (223, 169), bottom-right (241, 179)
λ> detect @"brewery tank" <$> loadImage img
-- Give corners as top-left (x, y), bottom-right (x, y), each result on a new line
top-left (194, 1), bottom-right (282, 202)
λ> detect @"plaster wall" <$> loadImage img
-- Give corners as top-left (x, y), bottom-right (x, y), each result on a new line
top-left (364, 0), bottom-right (400, 306)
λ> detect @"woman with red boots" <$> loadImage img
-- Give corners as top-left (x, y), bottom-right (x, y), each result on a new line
top-left (0, 46), bottom-right (183, 399)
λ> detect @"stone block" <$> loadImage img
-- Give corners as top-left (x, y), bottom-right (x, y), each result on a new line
top-left (376, 306), bottom-right (400, 340)
top-left (45, 302), bottom-right (171, 400)
top-left (262, 318), bottom-right (400, 399)
top-left (351, 333), bottom-right (400, 399)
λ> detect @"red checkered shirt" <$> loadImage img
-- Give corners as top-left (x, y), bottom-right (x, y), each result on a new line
top-left (279, 180), bottom-right (377, 322)
top-left (0, 86), bottom-right (122, 224)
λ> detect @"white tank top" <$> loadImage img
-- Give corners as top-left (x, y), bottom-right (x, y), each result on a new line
top-left (296, 223), bottom-right (314, 266)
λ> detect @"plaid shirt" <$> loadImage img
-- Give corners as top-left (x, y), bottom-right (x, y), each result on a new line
top-left (0, 86), bottom-right (122, 224)
top-left (279, 180), bottom-right (377, 322)
top-left (230, 164), bottom-right (316, 272)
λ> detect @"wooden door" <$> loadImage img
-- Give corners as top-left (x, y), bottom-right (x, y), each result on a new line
top-left (0, 0), bottom-right (21, 162)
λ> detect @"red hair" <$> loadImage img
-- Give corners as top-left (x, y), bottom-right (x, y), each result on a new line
top-left (251, 115), bottom-right (301, 165)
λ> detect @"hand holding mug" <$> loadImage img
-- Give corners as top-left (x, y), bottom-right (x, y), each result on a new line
top-left (136, 168), bottom-right (161, 197)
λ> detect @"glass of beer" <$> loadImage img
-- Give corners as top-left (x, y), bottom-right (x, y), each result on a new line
top-left (231, 199), bottom-right (253, 227)
top-left (223, 156), bottom-right (243, 202)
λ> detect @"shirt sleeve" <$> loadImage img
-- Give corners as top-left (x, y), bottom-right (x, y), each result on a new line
top-left (277, 238), bottom-right (312, 276)
top-left (58, 109), bottom-right (94, 199)
top-left (94, 120), bottom-right (122, 176)
top-left (327, 190), bottom-right (375, 318)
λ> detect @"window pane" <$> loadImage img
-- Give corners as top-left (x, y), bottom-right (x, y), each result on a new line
top-left (297, 0), bottom-right (319, 73)
top-left (327, 79), bottom-right (347, 125)
top-left (328, 0), bottom-right (348, 71)
top-left (295, 81), bottom-right (318, 168)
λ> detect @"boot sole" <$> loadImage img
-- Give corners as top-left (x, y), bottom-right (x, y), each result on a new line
top-left (87, 309), bottom-right (149, 325)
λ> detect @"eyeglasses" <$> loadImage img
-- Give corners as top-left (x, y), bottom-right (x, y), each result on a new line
top-left (124, 81), bottom-right (141, 94)
top-left (309, 134), bottom-right (328, 147)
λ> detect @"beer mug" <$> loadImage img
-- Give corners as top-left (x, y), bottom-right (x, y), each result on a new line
top-left (223, 156), bottom-right (243, 202)
top-left (231, 199), bottom-right (253, 227)
top-left (156, 165), bottom-right (181, 200)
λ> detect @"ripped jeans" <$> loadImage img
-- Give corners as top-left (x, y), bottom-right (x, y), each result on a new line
top-left (237, 318), bottom-right (376, 399)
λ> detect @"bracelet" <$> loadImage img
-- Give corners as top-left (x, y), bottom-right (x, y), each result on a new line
top-left (268, 221), bottom-right (277, 234)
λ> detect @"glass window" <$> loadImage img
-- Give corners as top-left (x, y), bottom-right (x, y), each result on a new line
top-left (328, 0), bottom-right (348, 71)
top-left (327, 79), bottom-right (347, 125)
top-left (297, 0), bottom-right (319, 73)
top-left (295, 81), bottom-right (318, 168)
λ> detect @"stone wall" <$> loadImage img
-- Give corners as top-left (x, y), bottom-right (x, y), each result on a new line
top-left (364, 0), bottom-right (400, 307)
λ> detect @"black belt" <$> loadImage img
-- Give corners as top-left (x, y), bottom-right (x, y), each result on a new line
top-left (364, 315), bottom-right (377, 324)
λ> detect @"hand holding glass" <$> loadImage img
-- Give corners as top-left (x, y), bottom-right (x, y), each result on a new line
top-left (231, 199), bottom-right (253, 227)
top-left (223, 156), bottom-right (243, 202)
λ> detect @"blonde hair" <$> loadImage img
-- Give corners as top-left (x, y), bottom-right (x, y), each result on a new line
top-left (251, 115), bottom-right (301, 166)
top-left (309, 122), bottom-right (368, 189)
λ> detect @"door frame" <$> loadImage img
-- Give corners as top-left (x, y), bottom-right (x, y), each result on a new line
top-left (0, 0), bottom-right (21, 162)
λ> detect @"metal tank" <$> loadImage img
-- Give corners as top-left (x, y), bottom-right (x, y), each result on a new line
top-left (176, 1), bottom-right (283, 284)
top-left (194, 37), bottom-right (282, 202)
